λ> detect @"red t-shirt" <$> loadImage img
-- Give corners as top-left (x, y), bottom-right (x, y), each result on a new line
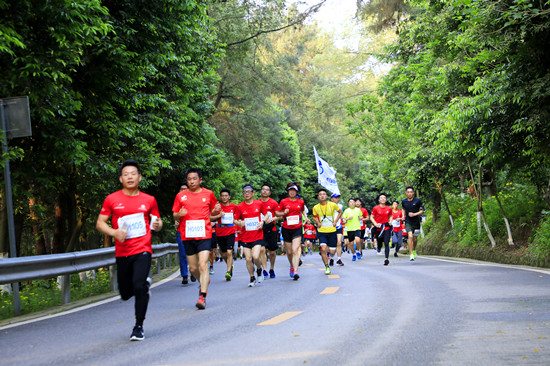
top-left (234, 200), bottom-right (266, 243)
top-left (261, 198), bottom-right (280, 232)
top-left (100, 190), bottom-right (160, 257)
top-left (303, 224), bottom-right (316, 239)
top-left (279, 197), bottom-right (305, 229)
top-left (372, 205), bottom-right (392, 230)
top-left (391, 209), bottom-right (403, 232)
top-left (172, 188), bottom-right (218, 240)
top-left (216, 202), bottom-right (238, 237)
top-left (360, 207), bottom-right (369, 230)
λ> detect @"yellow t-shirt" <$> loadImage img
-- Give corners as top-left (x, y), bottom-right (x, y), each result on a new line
top-left (313, 201), bottom-right (341, 233)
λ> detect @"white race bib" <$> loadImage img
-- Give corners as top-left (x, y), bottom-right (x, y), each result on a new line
top-left (118, 213), bottom-right (146, 240)
top-left (221, 212), bottom-right (234, 225)
top-left (392, 220), bottom-right (400, 228)
top-left (286, 215), bottom-right (300, 226)
top-left (321, 217), bottom-right (333, 228)
top-left (244, 217), bottom-right (260, 231)
top-left (185, 220), bottom-right (206, 238)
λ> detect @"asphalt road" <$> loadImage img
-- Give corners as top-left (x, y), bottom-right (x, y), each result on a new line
top-left (1, 250), bottom-right (549, 365)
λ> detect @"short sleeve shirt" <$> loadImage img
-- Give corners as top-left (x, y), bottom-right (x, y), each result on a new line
top-left (100, 190), bottom-right (160, 257)
top-left (279, 197), bottom-right (305, 229)
top-left (313, 201), bottom-right (340, 233)
top-left (343, 207), bottom-right (362, 231)
top-left (401, 198), bottom-right (425, 225)
top-left (359, 207), bottom-right (369, 230)
top-left (261, 198), bottom-right (280, 232)
top-left (172, 188), bottom-right (218, 240)
top-left (216, 203), bottom-right (238, 237)
top-left (234, 200), bottom-right (266, 243)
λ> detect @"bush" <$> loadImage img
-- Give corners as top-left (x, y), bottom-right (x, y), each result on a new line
top-left (530, 211), bottom-right (550, 262)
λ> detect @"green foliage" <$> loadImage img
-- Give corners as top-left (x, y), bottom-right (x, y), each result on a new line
top-left (531, 212), bottom-right (550, 260)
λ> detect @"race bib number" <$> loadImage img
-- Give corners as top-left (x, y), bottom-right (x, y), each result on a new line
top-left (118, 213), bottom-right (147, 240)
top-left (306, 229), bottom-right (313, 235)
top-left (321, 217), bottom-right (333, 228)
top-left (221, 212), bottom-right (234, 225)
top-left (286, 215), bottom-right (300, 226)
top-left (244, 217), bottom-right (260, 231)
top-left (185, 220), bottom-right (206, 238)
top-left (392, 220), bottom-right (400, 228)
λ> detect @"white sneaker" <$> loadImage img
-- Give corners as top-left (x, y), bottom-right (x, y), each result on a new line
top-left (248, 277), bottom-right (256, 287)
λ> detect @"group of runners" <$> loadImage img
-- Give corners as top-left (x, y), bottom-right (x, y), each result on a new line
top-left (96, 160), bottom-right (424, 341)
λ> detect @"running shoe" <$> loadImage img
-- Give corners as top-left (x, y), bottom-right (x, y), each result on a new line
top-left (257, 270), bottom-right (264, 284)
top-left (409, 254), bottom-right (414, 261)
top-left (182, 276), bottom-right (188, 285)
top-left (325, 266), bottom-right (331, 275)
top-left (225, 271), bottom-right (232, 281)
top-left (352, 254), bottom-right (357, 261)
top-left (190, 275), bottom-right (197, 282)
top-left (384, 259), bottom-right (389, 266)
top-left (248, 276), bottom-right (256, 287)
top-left (209, 266), bottom-right (214, 275)
top-left (263, 270), bottom-right (269, 279)
top-left (329, 258), bottom-right (334, 267)
top-left (413, 250), bottom-right (418, 259)
top-left (130, 326), bottom-right (144, 341)
top-left (290, 267), bottom-right (295, 278)
top-left (299, 259), bottom-right (303, 266)
top-left (230, 265), bottom-right (234, 276)
top-left (293, 273), bottom-right (300, 281)
top-left (394, 252), bottom-right (399, 257)
top-left (337, 259), bottom-right (344, 266)
top-left (269, 269), bottom-right (276, 278)
top-left (196, 294), bottom-right (206, 309)
top-left (356, 252), bottom-right (362, 260)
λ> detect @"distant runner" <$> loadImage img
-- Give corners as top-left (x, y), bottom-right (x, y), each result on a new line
top-left (401, 186), bottom-right (425, 261)
top-left (370, 193), bottom-right (392, 266)
top-left (312, 189), bottom-right (343, 274)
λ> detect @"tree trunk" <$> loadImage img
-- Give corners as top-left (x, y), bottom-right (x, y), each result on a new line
top-left (0, 196), bottom-right (7, 255)
top-left (52, 194), bottom-right (66, 254)
top-left (435, 179), bottom-right (454, 228)
top-left (29, 197), bottom-right (46, 255)
top-left (432, 189), bottom-right (441, 224)
top-left (489, 168), bottom-right (514, 246)
top-left (468, 161), bottom-right (496, 247)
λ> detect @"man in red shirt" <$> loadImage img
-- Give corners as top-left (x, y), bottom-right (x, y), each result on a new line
top-left (260, 184), bottom-right (281, 279)
top-left (234, 184), bottom-right (269, 287)
top-left (96, 159), bottom-right (163, 341)
top-left (370, 193), bottom-right (393, 266)
top-left (212, 188), bottom-right (238, 281)
top-left (355, 198), bottom-right (370, 258)
top-left (172, 168), bottom-right (220, 309)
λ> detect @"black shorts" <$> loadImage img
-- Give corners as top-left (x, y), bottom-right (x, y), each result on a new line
top-left (210, 233), bottom-right (218, 249)
top-left (347, 230), bottom-right (361, 242)
top-left (183, 239), bottom-right (211, 256)
top-left (242, 239), bottom-right (264, 249)
top-left (335, 228), bottom-right (343, 235)
top-left (318, 232), bottom-right (337, 248)
top-left (282, 227), bottom-right (303, 243)
top-left (217, 234), bottom-right (235, 253)
top-left (264, 230), bottom-right (279, 251)
top-left (360, 229), bottom-right (366, 239)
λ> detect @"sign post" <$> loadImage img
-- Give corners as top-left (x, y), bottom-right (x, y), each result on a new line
top-left (1, 96), bottom-right (32, 316)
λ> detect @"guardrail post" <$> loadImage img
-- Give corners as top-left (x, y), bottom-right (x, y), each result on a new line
top-left (60, 274), bottom-right (70, 304)
top-left (110, 265), bottom-right (117, 292)
top-left (162, 255), bottom-right (166, 269)
top-left (156, 258), bottom-right (161, 274)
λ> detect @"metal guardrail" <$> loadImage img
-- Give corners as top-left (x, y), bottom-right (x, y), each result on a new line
top-left (0, 243), bottom-right (180, 315)
top-left (0, 243), bottom-right (179, 285)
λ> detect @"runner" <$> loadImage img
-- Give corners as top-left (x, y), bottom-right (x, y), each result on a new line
top-left (312, 189), bottom-right (343, 274)
top-left (355, 198), bottom-right (370, 258)
top-left (342, 198), bottom-right (362, 261)
top-left (209, 222), bottom-right (217, 275)
top-left (391, 200), bottom-right (404, 257)
top-left (401, 186), bottom-right (425, 261)
top-left (176, 183), bottom-right (190, 285)
top-left (260, 184), bottom-right (280, 279)
top-left (234, 184), bottom-right (268, 287)
top-left (213, 188), bottom-right (238, 281)
top-left (96, 159), bottom-right (163, 341)
top-left (276, 181), bottom-right (306, 280)
top-left (330, 193), bottom-right (345, 265)
top-left (172, 168), bottom-right (221, 310)
top-left (303, 218), bottom-right (317, 256)
top-left (370, 193), bottom-right (393, 265)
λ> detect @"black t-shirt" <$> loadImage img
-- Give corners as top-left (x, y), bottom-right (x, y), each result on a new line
top-left (401, 198), bottom-right (424, 224)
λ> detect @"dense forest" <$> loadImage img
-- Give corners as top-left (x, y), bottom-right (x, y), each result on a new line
top-left (1, 0), bottom-right (549, 266)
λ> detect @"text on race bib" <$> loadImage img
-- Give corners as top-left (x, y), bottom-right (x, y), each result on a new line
top-left (221, 212), bottom-right (234, 225)
top-left (118, 213), bottom-right (147, 239)
top-left (286, 215), bottom-right (300, 226)
top-left (185, 220), bottom-right (206, 238)
top-left (392, 220), bottom-right (400, 228)
top-left (244, 217), bottom-right (260, 231)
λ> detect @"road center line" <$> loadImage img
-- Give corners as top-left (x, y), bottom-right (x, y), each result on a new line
top-left (328, 274), bottom-right (340, 279)
top-left (257, 311), bottom-right (303, 325)
top-left (320, 287), bottom-right (339, 294)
